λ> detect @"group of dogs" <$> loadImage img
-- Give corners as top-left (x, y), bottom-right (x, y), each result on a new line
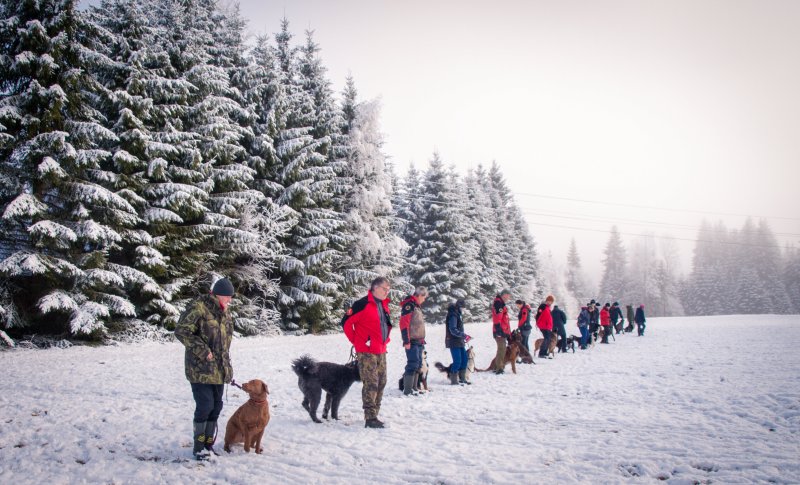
top-left (220, 322), bottom-right (623, 454)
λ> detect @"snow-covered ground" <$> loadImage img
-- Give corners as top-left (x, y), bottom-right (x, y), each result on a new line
top-left (1, 315), bottom-right (799, 484)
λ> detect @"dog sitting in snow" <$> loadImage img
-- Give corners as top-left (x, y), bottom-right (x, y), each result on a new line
top-left (291, 355), bottom-right (360, 423)
top-left (478, 332), bottom-right (525, 374)
top-left (399, 349), bottom-right (429, 393)
top-left (223, 379), bottom-right (270, 454)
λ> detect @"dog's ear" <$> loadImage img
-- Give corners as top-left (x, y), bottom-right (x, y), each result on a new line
top-left (262, 381), bottom-right (269, 395)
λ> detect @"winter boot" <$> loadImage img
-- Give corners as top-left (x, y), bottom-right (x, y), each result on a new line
top-left (412, 373), bottom-right (424, 394)
top-left (448, 372), bottom-right (459, 385)
top-left (458, 369), bottom-right (471, 385)
top-left (403, 372), bottom-right (417, 396)
top-left (365, 418), bottom-right (385, 428)
top-left (193, 421), bottom-right (209, 460)
top-left (203, 420), bottom-right (219, 456)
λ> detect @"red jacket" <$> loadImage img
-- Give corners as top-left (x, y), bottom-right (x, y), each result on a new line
top-left (491, 295), bottom-right (511, 338)
top-left (517, 304), bottom-right (531, 329)
top-left (343, 291), bottom-right (392, 354)
top-left (399, 295), bottom-right (425, 345)
top-left (536, 305), bottom-right (553, 331)
top-left (600, 307), bottom-right (611, 326)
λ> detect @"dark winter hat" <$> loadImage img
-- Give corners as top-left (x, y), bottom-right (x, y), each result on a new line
top-left (589, 299), bottom-right (596, 305)
top-left (613, 302), bottom-right (619, 306)
top-left (456, 299), bottom-right (466, 308)
top-left (500, 289), bottom-right (512, 296)
top-left (211, 278), bottom-right (235, 296)
top-left (604, 302), bottom-right (610, 307)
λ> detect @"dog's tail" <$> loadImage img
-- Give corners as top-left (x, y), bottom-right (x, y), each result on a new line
top-left (291, 354), bottom-right (317, 377)
top-left (433, 362), bottom-right (451, 374)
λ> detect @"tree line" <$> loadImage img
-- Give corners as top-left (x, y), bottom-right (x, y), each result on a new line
top-left (0, 0), bottom-right (543, 341)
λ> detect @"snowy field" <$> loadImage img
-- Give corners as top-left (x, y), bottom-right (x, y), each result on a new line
top-left (1, 315), bottom-right (799, 485)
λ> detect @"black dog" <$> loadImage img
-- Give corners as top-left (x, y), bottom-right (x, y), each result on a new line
top-left (291, 355), bottom-right (360, 423)
top-left (559, 335), bottom-right (577, 353)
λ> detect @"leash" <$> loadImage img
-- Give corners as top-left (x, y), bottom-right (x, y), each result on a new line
top-left (347, 346), bottom-right (356, 363)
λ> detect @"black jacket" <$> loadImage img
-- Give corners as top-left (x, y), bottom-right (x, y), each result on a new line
top-left (445, 304), bottom-right (465, 348)
top-left (551, 306), bottom-right (567, 330)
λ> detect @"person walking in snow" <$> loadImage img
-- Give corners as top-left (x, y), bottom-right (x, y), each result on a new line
top-left (552, 304), bottom-right (568, 353)
top-left (343, 277), bottom-right (394, 428)
top-left (399, 286), bottom-right (428, 395)
top-left (536, 295), bottom-right (555, 358)
top-left (588, 300), bottom-right (600, 344)
top-left (625, 304), bottom-right (635, 333)
top-left (600, 302), bottom-right (612, 344)
top-left (577, 305), bottom-right (591, 349)
top-left (491, 289), bottom-right (513, 374)
top-left (610, 302), bottom-right (624, 334)
top-left (635, 304), bottom-right (647, 336)
top-left (445, 299), bottom-right (471, 385)
top-left (175, 277), bottom-right (235, 460)
top-left (515, 299), bottom-right (533, 352)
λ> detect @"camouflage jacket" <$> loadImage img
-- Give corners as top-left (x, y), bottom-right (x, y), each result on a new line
top-left (174, 294), bottom-right (233, 385)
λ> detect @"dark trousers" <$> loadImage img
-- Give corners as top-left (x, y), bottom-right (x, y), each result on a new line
top-left (538, 329), bottom-right (552, 357)
top-left (601, 325), bottom-right (611, 343)
top-left (521, 329), bottom-right (531, 352)
top-left (191, 383), bottom-right (224, 423)
top-left (404, 343), bottom-right (423, 374)
top-left (637, 322), bottom-right (646, 336)
top-left (450, 347), bottom-right (467, 371)
top-left (555, 324), bottom-right (567, 352)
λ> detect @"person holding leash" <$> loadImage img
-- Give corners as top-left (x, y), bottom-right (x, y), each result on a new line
top-left (515, 299), bottom-right (533, 353)
top-left (610, 301), bottom-right (624, 334)
top-left (635, 304), bottom-right (647, 336)
top-left (491, 289), bottom-right (513, 374)
top-left (175, 277), bottom-right (235, 460)
top-left (342, 277), bottom-right (393, 428)
top-left (445, 299), bottom-right (471, 385)
top-left (552, 304), bottom-right (568, 353)
top-left (536, 295), bottom-right (555, 358)
top-left (577, 305), bottom-right (591, 349)
top-left (600, 302), bottom-right (612, 344)
top-left (399, 286), bottom-right (428, 395)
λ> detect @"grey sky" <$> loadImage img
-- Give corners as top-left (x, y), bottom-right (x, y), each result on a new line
top-left (82, 0), bottom-right (800, 280)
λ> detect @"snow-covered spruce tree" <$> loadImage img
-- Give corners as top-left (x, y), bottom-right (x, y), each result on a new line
top-left (484, 162), bottom-right (514, 293)
top-left (753, 219), bottom-right (792, 314)
top-left (271, 19), bottom-right (345, 333)
top-left (565, 237), bottom-right (591, 306)
top-left (598, 225), bottom-right (628, 305)
top-left (783, 245), bottom-right (800, 314)
top-left (464, 166), bottom-right (506, 302)
top-left (626, 233), bottom-right (658, 310)
top-left (337, 96), bottom-right (407, 302)
top-left (505, 202), bottom-right (542, 304)
top-left (403, 153), bottom-right (472, 321)
top-left (0, 0), bottom-right (141, 337)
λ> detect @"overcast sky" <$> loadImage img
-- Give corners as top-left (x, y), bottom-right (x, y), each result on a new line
top-left (82, 0), bottom-right (800, 282)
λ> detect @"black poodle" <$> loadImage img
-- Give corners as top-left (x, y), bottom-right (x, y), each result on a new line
top-left (291, 355), bottom-right (361, 423)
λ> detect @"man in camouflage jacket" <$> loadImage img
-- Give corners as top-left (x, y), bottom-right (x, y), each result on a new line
top-left (175, 278), bottom-right (235, 460)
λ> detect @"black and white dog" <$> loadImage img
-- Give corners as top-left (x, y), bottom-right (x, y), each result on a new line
top-left (291, 355), bottom-right (360, 423)
top-left (398, 349), bottom-right (429, 392)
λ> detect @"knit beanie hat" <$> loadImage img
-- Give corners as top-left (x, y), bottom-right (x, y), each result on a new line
top-left (211, 278), bottom-right (235, 296)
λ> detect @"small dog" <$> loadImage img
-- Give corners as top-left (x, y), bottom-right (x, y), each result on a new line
top-left (399, 349), bottom-right (429, 392)
top-left (224, 379), bottom-right (270, 454)
top-left (533, 334), bottom-right (558, 358)
top-left (558, 335), bottom-right (577, 353)
top-left (291, 355), bottom-right (360, 423)
top-left (434, 346), bottom-right (476, 381)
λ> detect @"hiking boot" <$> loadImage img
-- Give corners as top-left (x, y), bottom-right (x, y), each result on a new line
top-left (448, 372), bottom-right (459, 385)
top-left (458, 369), bottom-right (471, 385)
top-left (494, 369), bottom-right (504, 375)
top-left (365, 418), bottom-right (385, 429)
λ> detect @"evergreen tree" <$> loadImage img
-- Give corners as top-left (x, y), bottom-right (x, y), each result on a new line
top-left (598, 225), bottom-right (627, 304)
top-left (565, 237), bottom-right (590, 305)
top-left (0, 0), bottom-right (139, 337)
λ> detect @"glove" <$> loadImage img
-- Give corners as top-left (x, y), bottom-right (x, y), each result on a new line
top-left (465, 334), bottom-right (472, 343)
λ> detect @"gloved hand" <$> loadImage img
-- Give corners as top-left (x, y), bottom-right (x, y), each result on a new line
top-left (465, 334), bottom-right (472, 343)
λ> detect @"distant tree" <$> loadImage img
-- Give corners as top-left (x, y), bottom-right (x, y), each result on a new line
top-left (598, 226), bottom-right (627, 304)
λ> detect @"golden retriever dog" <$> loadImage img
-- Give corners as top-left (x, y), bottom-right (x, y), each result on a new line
top-left (478, 333), bottom-right (525, 374)
top-left (224, 379), bottom-right (270, 454)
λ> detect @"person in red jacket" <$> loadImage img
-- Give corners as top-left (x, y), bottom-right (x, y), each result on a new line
top-left (600, 302), bottom-right (612, 344)
top-left (342, 277), bottom-right (393, 428)
top-left (399, 286), bottom-right (428, 393)
top-left (490, 289), bottom-right (512, 374)
top-left (536, 295), bottom-right (555, 358)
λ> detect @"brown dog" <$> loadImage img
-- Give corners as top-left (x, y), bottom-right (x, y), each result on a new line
top-left (478, 332), bottom-right (525, 374)
top-left (533, 334), bottom-right (558, 358)
top-left (224, 379), bottom-right (270, 454)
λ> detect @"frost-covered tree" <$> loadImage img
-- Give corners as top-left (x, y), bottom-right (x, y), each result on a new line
top-left (0, 0), bottom-right (139, 337)
top-left (565, 238), bottom-right (591, 306)
top-left (598, 225), bottom-right (627, 304)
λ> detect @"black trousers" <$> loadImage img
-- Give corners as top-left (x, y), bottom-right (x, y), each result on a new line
top-left (555, 324), bottom-right (567, 352)
top-left (538, 329), bottom-right (552, 357)
top-left (191, 383), bottom-right (224, 423)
